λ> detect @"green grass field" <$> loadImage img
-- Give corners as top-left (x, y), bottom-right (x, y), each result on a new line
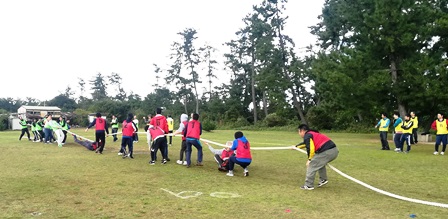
top-left (1, 129), bottom-right (448, 218)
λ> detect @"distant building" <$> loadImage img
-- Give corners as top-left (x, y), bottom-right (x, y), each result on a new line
top-left (9, 106), bottom-right (62, 130)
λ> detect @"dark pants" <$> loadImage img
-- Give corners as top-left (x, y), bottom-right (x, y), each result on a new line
top-left (38, 130), bottom-right (44, 142)
top-left (228, 155), bottom-right (251, 171)
top-left (394, 133), bottom-right (403, 150)
top-left (400, 133), bottom-right (411, 152)
top-left (134, 133), bottom-right (139, 142)
top-left (435, 134), bottom-right (448, 152)
top-left (150, 137), bottom-right (168, 161)
top-left (164, 136), bottom-right (169, 159)
top-left (121, 136), bottom-right (134, 157)
top-left (96, 131), bottom-right (106, 153)
top-left (112, 128), bottom-right (118, 142)
top-left (168, 130), bottom-right (173, 145)
top-left (380, 132), bottom-right (390, 149)
top-left (411, 128), bottom-right (418, 144)
top-left (62, 130), bottom-right (67, 143)
top-left (19, 128), bottom-right (30, 140)
top-left (179, 140), bottom-right (187, 161)
top-left (32, 131), bottom-right (39, 141)
top-left (186, 139), bottom-right (203, 165)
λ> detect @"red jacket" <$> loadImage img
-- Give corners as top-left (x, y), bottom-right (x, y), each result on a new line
top-left (122, 120), bottom-right (136, 137)
top-left (185, 120), bottom-right (201, 139)
top-left (150, 115), bottom-right (169, 134)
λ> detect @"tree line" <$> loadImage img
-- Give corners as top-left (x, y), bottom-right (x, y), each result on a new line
top-left (1, 0), bottom-right (447, 132)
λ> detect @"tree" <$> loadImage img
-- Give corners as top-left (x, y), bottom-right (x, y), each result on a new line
top-left (311, 0), bottom-right (441, 118)
top-left (108, 72), bottom-right (127, 101)
top-left (89, 72), bottom-right (108, 101)
top-left (179, 28), bottom-right (201, 113)
top-left (200, 44), bottom-right (218, 100)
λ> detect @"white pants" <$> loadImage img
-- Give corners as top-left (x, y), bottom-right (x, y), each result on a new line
top-left (54, 129), bottom-right (64, 145)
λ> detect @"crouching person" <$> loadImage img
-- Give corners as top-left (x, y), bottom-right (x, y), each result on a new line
top-left (206, 142), bottom-right (234, 172)
top-left (227, 131), bottom-right (251, 177)
top-left (297, 124), bottom-right (339, 190)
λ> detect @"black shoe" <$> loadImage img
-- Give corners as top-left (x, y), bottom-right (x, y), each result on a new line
top-left (166, 158), bottom-right (171, 162)
top-left (161, 159), bottom-right (167, 164)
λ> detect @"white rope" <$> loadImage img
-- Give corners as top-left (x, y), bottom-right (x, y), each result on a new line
top-left (66, 130), bottom-right (94, 142)
top-left (200, 138), bottom-right (295, 150)
top-left (291, 147), bottom-right (448, 208)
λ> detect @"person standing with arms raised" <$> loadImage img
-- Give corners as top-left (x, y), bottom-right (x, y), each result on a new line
top-left (85, 113), bottom-right (109, 154)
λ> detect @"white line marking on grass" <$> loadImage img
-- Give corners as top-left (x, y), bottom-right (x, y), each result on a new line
top-left (292, 147), bottom-right (448, 209)
top-left (210, 192), bottom-right (241, 198)
top-left (161, 188), bottom-right (202, 199)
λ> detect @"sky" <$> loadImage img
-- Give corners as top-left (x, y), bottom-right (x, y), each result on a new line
top-left (0, 0), bottom-right (325, 101)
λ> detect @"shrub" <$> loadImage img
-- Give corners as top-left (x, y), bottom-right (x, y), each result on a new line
top-left (0, 115), bottom-right (8, 131)
top-left (264, 113), bottom-right (287, 127)
top-left (202, 120), bottom-right (217, 131)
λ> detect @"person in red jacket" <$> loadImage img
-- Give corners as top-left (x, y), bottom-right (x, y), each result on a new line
top-left (226, 131), bottom-right (251, 177)
top-left (297, 124), bottom-right (339, 190)
top-left (121, 113), bottom-right (138, 159)
top-left (149, 108), bottom-right (169, 164)
top-left (206, 142), bottom-right (234, 172)
top-left (85, 112), bottom-right (109, 154)
top-left (184, 113), bottom-right (203, 167)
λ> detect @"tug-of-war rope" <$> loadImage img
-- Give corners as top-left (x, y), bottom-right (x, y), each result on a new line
top-left (66, 130), bottom-right (448, 208)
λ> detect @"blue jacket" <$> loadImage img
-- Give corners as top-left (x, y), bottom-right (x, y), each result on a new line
top-left (231, 136), bottom-right (252, 163)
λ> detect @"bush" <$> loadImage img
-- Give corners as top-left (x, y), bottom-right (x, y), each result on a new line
top-left (202, 120), bottom-right (217, 132)
top-left (0, 115), bottom-right (8, 131)
top-left (264, 113), bottom-right (287, 127)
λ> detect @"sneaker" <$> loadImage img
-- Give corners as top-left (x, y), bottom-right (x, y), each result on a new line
top-left (441, 152), bottom-right (445, 155)
top-left (149, 161), bottom-right (155, 165)
top-left (161, 159), bottom-right (167, 164)
top-left (196, 162), bottom-right (203, 166)
top-left (226, 172), bottom-right (234, 177)
top-left (218, 167), bottom-right (227, 172)
top-left (176, 160), bottom-right (182, 165)
top-left (166, 158), bottom-right (171, 161)
top-left (183, 161), bottom-right (188, 166)
top-left (118, 152), bottom-right (123, 156)
top-left (300, 185), bottom-right (314, 190)
top-left (434, 151), bottom-right (439, 155)
top-left (394, 148), bottom-right (400, 152)
top-left (244, 168), bottom-right (249, 177)
top-left (318, 179), bottom-right (328, 187)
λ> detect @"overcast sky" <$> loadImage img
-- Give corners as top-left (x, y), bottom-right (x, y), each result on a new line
top-left (0, 0), bottom-right (324, 101)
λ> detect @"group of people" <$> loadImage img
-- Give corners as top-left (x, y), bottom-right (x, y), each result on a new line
top-left (82, 108), bottom-right (254, 177)
top-left (18, 115), bottom-right (70, 147)
top-left (375, 111), bottom-right (448, 155)
top-left (18, 109), bottom-right (340, 190)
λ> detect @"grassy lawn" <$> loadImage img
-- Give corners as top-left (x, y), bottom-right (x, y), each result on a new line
top-left (1, 129), bottom-right (447, 218)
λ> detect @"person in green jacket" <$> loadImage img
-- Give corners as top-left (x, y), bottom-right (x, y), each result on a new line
top-left (59, 117), bottom-right (69, 144)
top-left (110, 115), bottom-right (119, 142)
top-left (18, 116), bottom-right (31, 141)
top-left (36, 118), bottom-right (45, 142)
